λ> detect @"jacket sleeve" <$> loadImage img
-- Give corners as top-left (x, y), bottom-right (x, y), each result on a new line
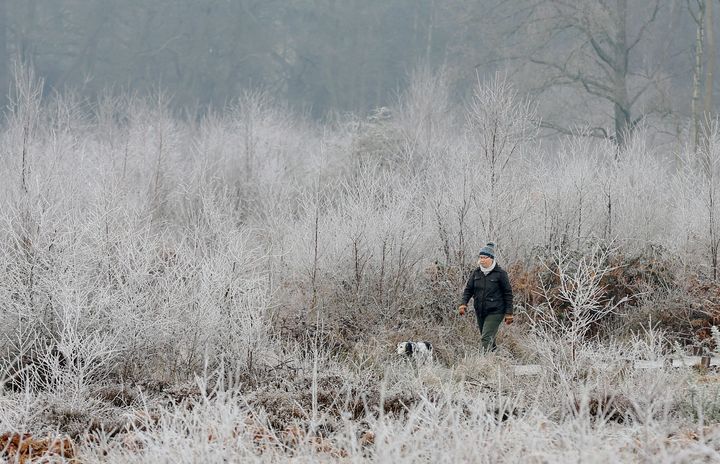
top-left (461, 271), bottom-right (475, 305)
top-left (499, 269), bottom-right (514, 314)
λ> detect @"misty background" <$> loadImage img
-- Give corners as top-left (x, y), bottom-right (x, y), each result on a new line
top-left (0, 0), bottom-right (716, 144)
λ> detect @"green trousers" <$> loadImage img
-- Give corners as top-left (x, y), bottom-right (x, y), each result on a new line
top-left (477, 312), bottom-right (504, 352)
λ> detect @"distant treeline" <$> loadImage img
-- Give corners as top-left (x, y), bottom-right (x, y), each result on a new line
top-left (0, 0), bottom-right (716, 136)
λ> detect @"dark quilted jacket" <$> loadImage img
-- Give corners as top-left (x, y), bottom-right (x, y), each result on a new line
top-left (460, 265), bottom-right (513, 315)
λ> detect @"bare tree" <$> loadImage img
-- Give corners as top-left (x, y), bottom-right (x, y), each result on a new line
top-left (395, 64), bottom-right (453, 169)
top-left (0, 0), bottom-right (7, 108)
top-left (691, 0), bottom-right (706, 152)
top-left (465, 74), bottom-right (538, 238)
top-left (677, 120), bottom-right (720, 280)
top-left (528, 242), bottom-right (628, 376)
top-left (689, 0), bottom-right (716, 154)
top-left (516, 0), bottom-right (668, 150)
top-left (703, 0), bottom-right (715, 135)
top-left (698, 121), bottom-right (720, 280)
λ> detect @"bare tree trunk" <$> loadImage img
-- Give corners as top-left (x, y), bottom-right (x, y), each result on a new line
top-left (311, 204), bottom-right (319, 309)
top-left (702, 0), bottom-right (715, 153)
top-left (613, 0), bottom-right (631, 151)
top-left (457, 172), bottom-right (469, 270)
top-left (426, 0), bottom-right (435, 66)
top-left (704, 130), bottom-right (718, 280)
top-left (711, 186), bottom-right (717, 280)
top-left (605, 189), bottom-right (613, 239)
top-left (691, 1), bottom-right (705, 153)
top-left (19, 0), bottom-right (37, 63)
top-left (704, 0), bottom-right (715, 111)
top-left (55, 2), bottom-right (112, 89)
top-left (0, 0), bottom-right (6, 109)
top-left (413, 2), bottom-right (419, 57)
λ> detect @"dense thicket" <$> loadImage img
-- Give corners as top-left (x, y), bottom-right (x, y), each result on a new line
top-left (1, 67), bottom-right (718, 377)
top-left (0, 67), bottom-right (719, 462)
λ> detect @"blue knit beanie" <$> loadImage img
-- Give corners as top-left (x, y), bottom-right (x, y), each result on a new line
top-left (478, 242), bottom-right (496, 259)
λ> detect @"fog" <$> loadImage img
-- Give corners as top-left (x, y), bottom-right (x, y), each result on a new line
top-left (1, 1), bottom-right (715, 135)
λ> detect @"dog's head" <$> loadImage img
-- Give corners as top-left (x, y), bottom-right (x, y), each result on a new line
top-left (396, 341), bottom-right (413, 355)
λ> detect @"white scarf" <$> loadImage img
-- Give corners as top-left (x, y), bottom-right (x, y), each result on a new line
top-left (479, 260), bottom-right (496, 275)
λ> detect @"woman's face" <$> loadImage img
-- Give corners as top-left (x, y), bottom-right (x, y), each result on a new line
top-left (478, 255), bottom-right (494, 267)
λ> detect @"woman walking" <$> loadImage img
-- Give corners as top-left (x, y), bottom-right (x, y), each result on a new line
top-left (458, 242), bottom-right (514, 352)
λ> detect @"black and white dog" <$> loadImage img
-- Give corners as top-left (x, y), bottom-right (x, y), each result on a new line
top-left (396, 341), bottom-right (433, 362)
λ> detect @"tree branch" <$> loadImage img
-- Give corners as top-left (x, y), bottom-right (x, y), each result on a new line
top-left (529, 57), bottom-right (615, 99)
top-left (628, 1), bottom-right (661, 52)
